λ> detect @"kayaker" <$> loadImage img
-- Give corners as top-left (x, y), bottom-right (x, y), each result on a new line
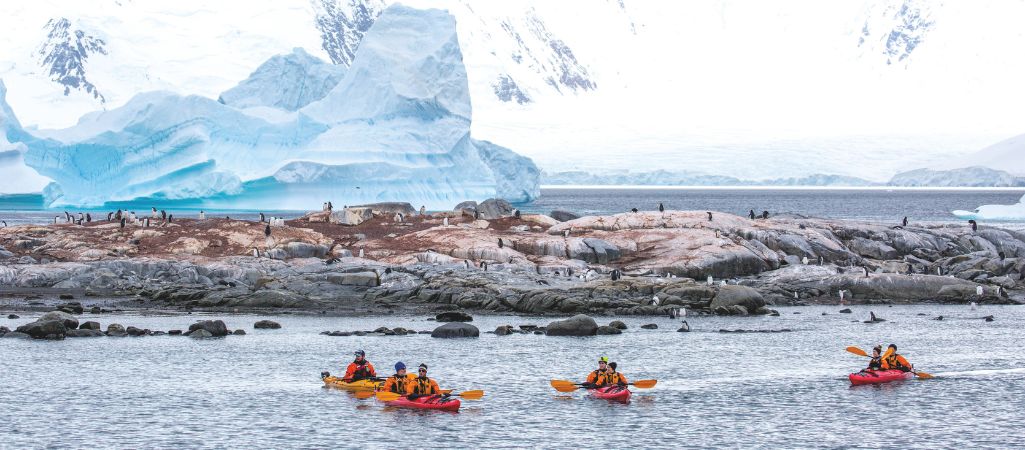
top-left (380, 362), bottom-right (414, 394)
top-left (585, 356), bottom-right (611, 387)
top-left (607, 362), bottom-right (629, 386)
top-left (881, 344), bottom-right (913, 372)
top-left (865, 346), bottom-right (883, 371)
top-left (343, 350), bottom-right (377, 382)
top-left (407, 363), bottom-right (442, 399)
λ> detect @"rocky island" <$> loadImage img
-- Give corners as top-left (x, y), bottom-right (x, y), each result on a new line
top-left (2, 199), bottom-right (1022, 329)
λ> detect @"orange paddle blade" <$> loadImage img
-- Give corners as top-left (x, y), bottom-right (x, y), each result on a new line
top-left (846, 346), bottom-right (869, 357)
top-left (631, 379), bottom-right (657, 389)
top-left (456, 390), bottom-right (485, 400)
top-left (374, 391), bottom-right (402, 402)
top-left (915, 371), bottom-right (934, 379)
top-left (354, 390), bottom-right (376, 399)
top-left (882, 347), bottom-right (894, 359)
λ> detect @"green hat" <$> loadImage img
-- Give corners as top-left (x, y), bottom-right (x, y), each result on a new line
top-left (599, 356), bottom-right (609, 363)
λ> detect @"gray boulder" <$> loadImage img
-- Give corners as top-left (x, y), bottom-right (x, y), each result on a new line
top-left (326, 272), bottom-right (380, 287)
top-left (477, 198), bottom-right (514, 220)
top-left (546, 314), bottom-right (599, 336)
top-left (67, 329), bottom-right (104, 337)
top-left (454, 201), bottom-right (478, 215)
top-left (550, 209), bottom-right (581, 222)
top-left (126, 326), bottom-right (148, 336)
top-left (79, 321), bottom-right (101, 330)
top-left (2, 331), bottom-right (31, 339)
top-left (106, 323), bottom-right (126, 336)
top-left (596, 325), bottom-right (622, 335)
top-left (710, 286), bottom-right (765, 314)
top-left (188, 320), bottom-right (229, 337)
top-left (283, 242), bottom-right (329, 259)
top-left (436, 311), bottom-right (473, 322)
top-left (431, 322), bottom-right (480, 338)
top-left (849, 237), bottom-right (900, 260)
top-left (351, 202), bottom-right (416, 217)
top-left (38, 311), bottom-right (79, 330)
top-left (608, 320), bottom-right (627, 330)
top-left (233, 329), bottom-right (247, 335)
top-left (330, 207), bottom-right (374, 226)
top-left (640, 323), bottom-right (658, 329)
top-left (254, 320), bottom-right (282, 329)
top-left (189, 329), bottom-right (214, 338)
top-left (15, 320), bottom-right (67, 339)
top-left (495, 325), bottom-right (514, 336)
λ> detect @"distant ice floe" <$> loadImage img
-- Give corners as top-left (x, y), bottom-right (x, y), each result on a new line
top-left (953, 193), bottom-right (1025, 220)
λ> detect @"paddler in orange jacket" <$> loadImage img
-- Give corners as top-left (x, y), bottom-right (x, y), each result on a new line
top-left (881, 344), bottom-right (913, 372)
top-left (343, 349), bottom-right (377, 382)
top-left (606, 362), bottom-right (629, 386)
top-left (380, 362), bottom-right (414, 394)
top-left (406, 363), bottom-right (442, 399)
top-left (585, 356), bottom-right (611, 387)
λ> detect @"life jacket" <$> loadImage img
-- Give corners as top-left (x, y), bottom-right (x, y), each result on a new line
top-left (588, 369), bottom-right (610, 386)
top-left (346, 360), bottom-right (375, 381)
top-left (867, 356), bottom-right (882, 371)
top-left (883, 353), bottom-right (911, 372)
top-left (385, 373), bottom-right (412, 394)
top-left (411, 376), bottom-right (439, 395)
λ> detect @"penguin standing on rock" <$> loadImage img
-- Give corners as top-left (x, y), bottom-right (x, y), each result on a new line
top-left (611, 269), bottom-right (621, 281)
top-left (53, 216), bottom-right (59, 224)
top-left (749, 210), bottom-right (756, 220)
top-left (902, 216), bottom-right (908, 227)
top-left (762, 211), bottom-right (769, 220)
top-left (658, 203), bottom-right (664, 212)
top-left (85, 213), bottom-right (91, 223)
top-left (168, 214), bottom-right (173, 223)
top-left (107, 212), bottom-right (113, 221)
top-left (264, 224), bottom-right (271, 238)
top-left (260, 212), bottom-right (266, 223)
top-left (969, 219), bottom-right (978, 232)
top-left (120, 218), bottom-right (126, 229)
top-left (707, 211), bottom-right (713, 221)
top-left (631, 208), bottom-right (638, 213)
top-left (498, 238), bottom-right (504, 248)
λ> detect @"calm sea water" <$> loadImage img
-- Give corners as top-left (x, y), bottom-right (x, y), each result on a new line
top-left (2, 305), bottom-right (1024, 448)
top-left (3, 188), bottom-right (1022, 228)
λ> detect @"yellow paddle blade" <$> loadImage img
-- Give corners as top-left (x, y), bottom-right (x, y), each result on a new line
top-left (631, 379), bottom-right (657, 389)
top-left (354, 390), bottom-right (376, 399)
top-left (915, 371), bottom-right (934, 379)
top-left (882, 347), bottom-right (894, 359)
top-left (552, 384), bottom-right (579, 393)
top-left (457, 390), bottom-right (485, 400)
top-left (375, 391), bottom-right (402, 402)
top-left (846, 346), bottom-right (869, 357)
top-left (550, 379), bottom-right (576, 388)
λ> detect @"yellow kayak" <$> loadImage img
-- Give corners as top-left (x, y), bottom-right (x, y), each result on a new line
top-left (321, 375), bottom-right (382, 391)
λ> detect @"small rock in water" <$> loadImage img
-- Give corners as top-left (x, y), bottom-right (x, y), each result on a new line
top-left (7, 314), bottom-right (19, 319)
top-left (839, 308), bottom-right (852, 314)
top-left (677, 321), bottom-right (691, 332)
top-left (253, 320), bottom-right (281, 329)
top-left (984, 315), bottom-right (995, 322)
top-left (431, 322), bottom-right (479, 338)
top-left (933, 316), bottom-right (944, 321)
top-left (608, 320), bottom-right (627, 330)
top-left (189, 329), bottom-right (214, 338)
top-left (233, 329), bottom-right (247, 335)
top-left (58, 294), bottom-right (74, 300)
top-left (640, 323), bottom-right (658, 329)
top-left (495, 325), bottom-right (514, 336)
top-left (106, 323), bottom-right (127, 337)
top-left (595, 325), bottom-right (622, 335)
top-left (168, 330), bottom-right (183, 336)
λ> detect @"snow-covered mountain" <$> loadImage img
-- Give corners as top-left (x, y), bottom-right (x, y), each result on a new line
top-left (15, 5), bottom-right (539, 209)
top-left (2, 0), bottom-right (1025, 194)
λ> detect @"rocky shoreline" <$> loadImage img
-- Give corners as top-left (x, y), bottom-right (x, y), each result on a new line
top-left (2, 200), bottom-right (1023, 327)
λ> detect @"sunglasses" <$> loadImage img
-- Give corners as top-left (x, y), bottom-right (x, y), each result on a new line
top-left (418, 369), bottom-right (427, 372)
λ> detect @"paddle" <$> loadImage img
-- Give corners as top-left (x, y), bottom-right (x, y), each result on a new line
top-left (914, 371), bottom-right (934, 379)
top-left (374, 390), bottom-right (485, 402)
top-left (550, 379), bottom-right (657, 392)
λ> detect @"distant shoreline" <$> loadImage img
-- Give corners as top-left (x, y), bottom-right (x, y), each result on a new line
top-left (540, 185), bottom-right (1025, 191)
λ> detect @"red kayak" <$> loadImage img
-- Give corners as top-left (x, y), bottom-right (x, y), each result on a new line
top-left (385, 395), bottom-right (461, 412)
top-left (849, 369), bottom-right (914, 385)
top-left (589, 385), bottom-right (632, 402)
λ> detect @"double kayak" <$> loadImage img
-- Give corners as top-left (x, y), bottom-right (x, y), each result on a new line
top-left (386, 395), bottom-right (461, 412)
top-left (322, 375), bottom-right (382, 392)
top-left (849, 369), bottom-right (915, 385)
top-left (589, 385), bottom-right (632, 402)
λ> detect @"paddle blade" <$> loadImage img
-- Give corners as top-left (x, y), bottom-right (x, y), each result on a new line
top-left (354, 390), bottom-right (376, 399)
top-left (375, 391), bottom-right (402, 402)
top-left (457, 390), bottom-right (485, 400)
top-left (631, 379), bottom-right (658, 389)
top-left (915, 371), bottom-right (934, 379)
top-left (882, 347), bottom-right (894, 359)
top-left (846, 346), bottom-right (869, 357)
top-left (550, 380), bottom-right (580, 393)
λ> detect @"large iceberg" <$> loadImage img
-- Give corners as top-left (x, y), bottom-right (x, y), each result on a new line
top-left (0, 81), bottom-right (52, 194)
top-left (20, 5), bottom-right (539, 210)
top-left (953, 194), bottom-right (1025, 221)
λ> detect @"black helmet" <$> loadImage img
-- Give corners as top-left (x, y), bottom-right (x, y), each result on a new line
top-left (354, 349), bottom-right (366, 357)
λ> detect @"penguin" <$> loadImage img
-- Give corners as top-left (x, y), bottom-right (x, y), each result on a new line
top-left (611, 269), bottom-right (621, 281)
top-left (54, 216), bottom-right (59, 224)
top-left (420, 205), bottom-right (426, 216)
top-left (64, 211), bottom-right (70, 222)
top-left (678, 320), bottom-right (690, 332)
top-left (514, 209), bottom-right (521, 218)
top-left (107, 212), bottom-right (113, 221)
top-left (902, 216), bottom-right (908, 227)
top-left (199, 210), bottom-right (205, 220)
top-left (863, 266), bottom-right (870, 278)
top-left (762, 211), bottom-right (769, 220)
top-left (161, 210), bottom-right (167, 220)
top-left (706, 211), bottom-right (713, 221)
top-left (120, 218), bottom-right (126, 229)
top-left (358, 247), bottom-right (365, 258)
top-left (706, 275), bottom-right (713, 285)
top-left (384, 267), bottom-right (392, 275)
top-left (322, 202), bottom-right (327, 211)
top-left (145, 218), bottom-right (150, 227)
top-left (658, 202), bottom-right (664, 212)
top-left (567, 268), bottom-right (574, 277)
top-left (464, 259), bottom-right (471, 269)
top-left (749, 209), bottom-right (755, 220)
top-left (631, 208), bottom-right (638, 213)
top-left (77, 213), bottom-right (84, 223)
top-left (168, 214), bottom-right (173, 223)
top-left (253, 248), bottom-right (261, 258)
top-left (818, 256), bottom-right (824, 265)
top-left (260, 212), bottom-right (266, 223)
top-left (474, 209), bottom-right (480, 220)
top-left (115, 209), bottom-right (122, 221)
top-left (802, 256), bottom-right (809, 265)
top-left (1, 221), bottom-right (5, 227)
top-left (129, 211), bottom-right (136, 222)
top-left (443, 217), bottom-right (449, 226)
top-left (498, 238), bottom-right (504, 248)
top-left (85, 213), bottom-right (91, 223)
top-left (969, 219), bottom-right (978, 232)
top-left (998, 251), bottom-right (1005, 260)
top-left (482, 261), bottom-right (489, 271)
top-left (325, 257), bottom-right (339, 265)
top-left (651, 295), bottom-right (660, 306)
top-left (327, 201), bottom-right (333, 211)
top-left (264, 224), bottom-right (271, 238)
top-left (563, 230), bottom-right (570, 238)
top-left (151, 207), bottom-right (157, 218)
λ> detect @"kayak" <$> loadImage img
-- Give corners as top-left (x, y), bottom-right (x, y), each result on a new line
top-left (589, 385), bottom-right (632, 402)
top-left (849, 369), bottom-right (914, 385)
top-left (322, 376), bottom-right (382, 392)
top-left (385, 395), bottom-right (461, 412)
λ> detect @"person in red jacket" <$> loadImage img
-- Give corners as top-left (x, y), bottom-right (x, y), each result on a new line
top-left (343, 349), bottom-right (377, 382)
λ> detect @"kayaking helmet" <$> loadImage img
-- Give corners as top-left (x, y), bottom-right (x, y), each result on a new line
top-left (354, 349), bottom-right (365, 357)
top-left (599, 356), bottom-right (609, 363)
top-left (609, 362), bottom-right (617, 370)
top-left (395, 361), bottom-right (406, 371)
